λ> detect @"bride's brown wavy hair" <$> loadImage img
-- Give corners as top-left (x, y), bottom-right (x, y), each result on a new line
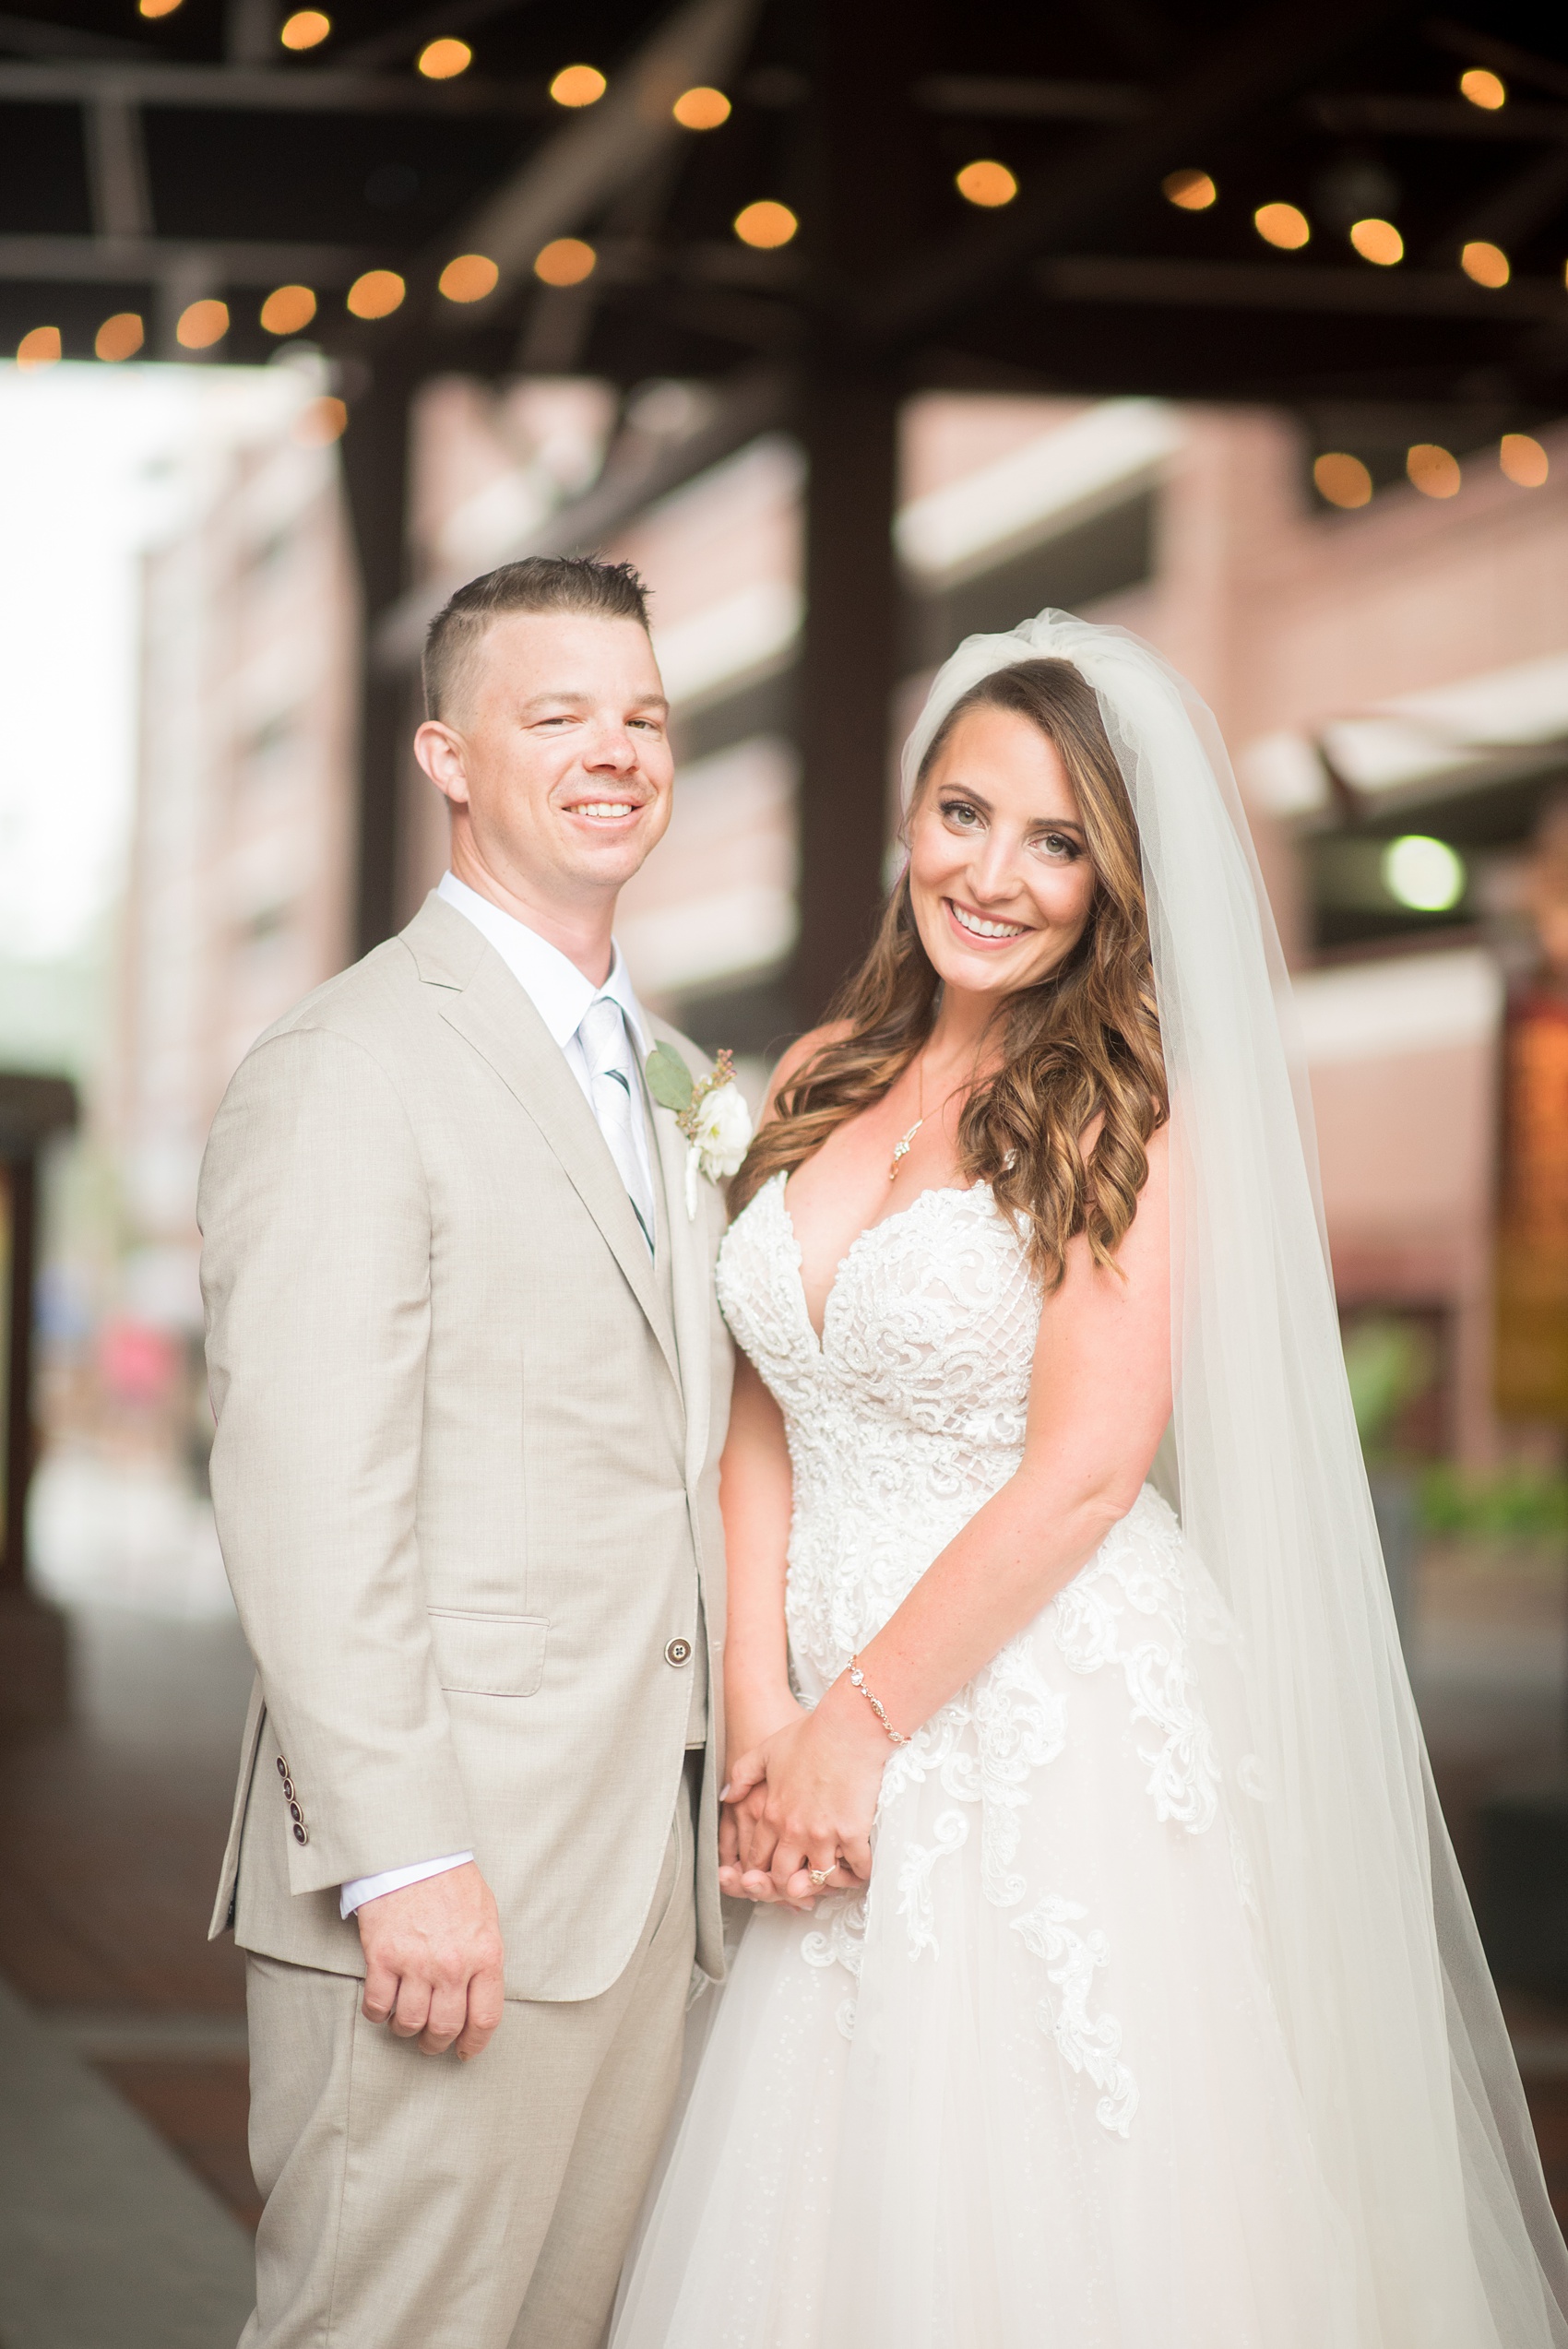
top-left (730, 658), bottom-right (1167, 1289)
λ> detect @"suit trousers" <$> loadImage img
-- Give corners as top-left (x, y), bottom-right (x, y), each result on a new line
top-left (239, 1774), bottom-right (695, 2349)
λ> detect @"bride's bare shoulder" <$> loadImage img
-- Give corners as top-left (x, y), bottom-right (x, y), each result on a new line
top-left (762, 1021), bottom-right (853, 1121)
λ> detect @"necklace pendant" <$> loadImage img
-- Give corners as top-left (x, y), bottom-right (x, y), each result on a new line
top-left (888, 1118), bottom-right (923, 1182)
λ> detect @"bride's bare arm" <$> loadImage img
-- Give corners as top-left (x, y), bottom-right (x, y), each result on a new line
top-left (729, 1124), bottom-right (1173, 1898)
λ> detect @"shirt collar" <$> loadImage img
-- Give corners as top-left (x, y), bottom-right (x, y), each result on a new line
top-left (436, 871), bottom-right (648, 1057)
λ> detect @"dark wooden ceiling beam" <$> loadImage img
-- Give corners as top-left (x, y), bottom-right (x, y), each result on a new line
top-left (1037, 252), bottom-right (1568, 320)
top-left (909, 75), bottom-right (1148, 125)
top-left (0, 232), bottom-right (388, 284)
top-left (1310, 92), bottom-right (1568, 140)
top-left (0, 58), bottom-right (549, 113)
top-left (857, 0), bottom-right (1420, 355)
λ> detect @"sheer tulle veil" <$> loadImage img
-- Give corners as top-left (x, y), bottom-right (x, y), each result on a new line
top-left (903, 611), bottom-right (1568, 2346)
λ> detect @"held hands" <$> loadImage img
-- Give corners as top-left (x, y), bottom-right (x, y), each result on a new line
top-left (355, 1859), bottom-right (505, 2060)
top-left (719, 1679), bottom-right (890, 1908)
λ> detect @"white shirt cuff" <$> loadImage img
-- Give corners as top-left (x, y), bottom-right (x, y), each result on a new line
top-left (339, 1852), bottom-right (474, 1920)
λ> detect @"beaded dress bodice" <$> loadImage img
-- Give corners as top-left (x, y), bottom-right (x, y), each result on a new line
top-left (716, 1172), bottom-right (1041, 1698)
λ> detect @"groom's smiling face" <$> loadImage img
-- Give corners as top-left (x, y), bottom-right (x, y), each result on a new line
top-left (416, 609), bottom-right (675, 915)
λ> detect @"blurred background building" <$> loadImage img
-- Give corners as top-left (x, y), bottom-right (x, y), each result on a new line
top-left (4, 0), bottom-right (1568, 2330)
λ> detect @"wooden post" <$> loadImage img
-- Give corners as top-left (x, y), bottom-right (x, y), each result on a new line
top-left (792, 360), bottom-right (900, 1023)
top-left (340, 362), bottom-right (417, 959)
top-left (0, 1074), bottom-right (77, 1727)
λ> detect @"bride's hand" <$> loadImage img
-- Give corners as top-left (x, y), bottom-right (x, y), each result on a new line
top-left (718, 1689), bottom-right (821, 1907)
top-left (723, 1681), bottom-right (887, 1903)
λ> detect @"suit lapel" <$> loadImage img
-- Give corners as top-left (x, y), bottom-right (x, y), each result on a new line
top-left (647, 1020), bottom-right (713, 1490)
top-left (432, 936), bottom-right (682, 1396)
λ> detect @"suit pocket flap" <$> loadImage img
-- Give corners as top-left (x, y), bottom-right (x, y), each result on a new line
top-left (428, 1609), bottom-right (548, 1698)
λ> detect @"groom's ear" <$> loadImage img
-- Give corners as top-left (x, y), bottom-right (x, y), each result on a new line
top-left (414, 718), bottom-right (471, 810)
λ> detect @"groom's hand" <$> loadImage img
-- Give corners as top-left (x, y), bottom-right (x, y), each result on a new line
top-left (356, 1861), bottom-right (505, 2060)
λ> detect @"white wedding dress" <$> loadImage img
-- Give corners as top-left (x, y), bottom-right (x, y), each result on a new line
top-left (612, 1169), bottom-right (1355, 2349)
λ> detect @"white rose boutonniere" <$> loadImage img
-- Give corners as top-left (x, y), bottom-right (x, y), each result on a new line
top-left (646, 1042), bottom-right (754, 1219)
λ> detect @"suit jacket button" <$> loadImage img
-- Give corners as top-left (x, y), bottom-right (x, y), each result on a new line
top-left (289, 1802), bottom-right (303, 1824)
top-left (281, 1778), bottom-right (295, 1802)
top-left (292, 1823), bottom-right (308, 1845)
top-left (276, 1756), bottom-right (289, 1778)
top-left (664, 1637), bottom-right (693, 1667)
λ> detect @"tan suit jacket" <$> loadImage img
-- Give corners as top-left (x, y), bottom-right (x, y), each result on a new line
top-left (199, 892), bottom-right (732, 2001)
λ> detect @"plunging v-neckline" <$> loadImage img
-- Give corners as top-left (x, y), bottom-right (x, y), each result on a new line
top-left (774, 1169), bottom-right (984, 1348)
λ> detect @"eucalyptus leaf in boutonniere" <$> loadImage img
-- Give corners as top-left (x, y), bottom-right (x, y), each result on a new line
top-left (646, 1042), bottom-right (754, 1219)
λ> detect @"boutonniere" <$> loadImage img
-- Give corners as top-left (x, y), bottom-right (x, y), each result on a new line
top-left (646, 1042), bottom-right (754, 1219)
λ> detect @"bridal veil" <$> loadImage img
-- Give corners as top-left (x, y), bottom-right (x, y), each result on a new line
top-left (902, 612), bottom-right (1568, 2347)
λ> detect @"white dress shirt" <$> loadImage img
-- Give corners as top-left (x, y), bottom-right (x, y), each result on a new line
top-left (340, 872), bottom-right (659, 1919)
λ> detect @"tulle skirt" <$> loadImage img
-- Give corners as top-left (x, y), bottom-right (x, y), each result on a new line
top-left (612, 1492), bottom-right (1356, 2347)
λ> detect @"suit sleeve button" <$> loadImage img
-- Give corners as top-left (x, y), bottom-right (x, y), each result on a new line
top-left (664, 1637), bottom-right (693, 1667)
top-left (276, 1756), bottom-right (289, 1778)
top-left (292, 1823), bottom-right (308, 1845)
top-left (281, 1778), bottom-right (295, 1801)
top-left (289, 1802), bottom-right (303, 1823)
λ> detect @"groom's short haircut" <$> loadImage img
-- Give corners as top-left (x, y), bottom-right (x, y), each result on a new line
top-left (422, 553), bottom-right (652, 721)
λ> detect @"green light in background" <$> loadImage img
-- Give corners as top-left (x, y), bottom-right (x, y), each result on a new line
top-left (1382, 834), bottom-right (1467, 912)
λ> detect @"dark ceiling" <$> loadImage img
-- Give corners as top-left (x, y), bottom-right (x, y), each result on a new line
top-left (3, 0), bottom-right (1568, 441)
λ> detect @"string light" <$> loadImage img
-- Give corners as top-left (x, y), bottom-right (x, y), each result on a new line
top-left (1459, 68), bottom-right (1506, 109)
top-left (260, 285), bottom-right (316, 335)
top-left (439, 253), bottom-right (500, 303)
top-left (1407, 444), bottom-right (1461, 498)
top-left (550, 65), bottom-right (606, 107)
top-left (672, 86), bottom-right (731, 129)
top-left (533, 239), bottom-right (596, 287)
top-left (1313, 453), bottom-right (1372, 508)
top-left (956, 160), bottom-right (1017, 208)
top-left (95, 312), bottom-right (145, 362)
top-left (733, 200), bottom-right (797, 249)
top-left (346, 269), bottom-right (405, 319)
top-left (137, 0), bottom-right (184, 16)
top-left (1349, 218), bottom-right (1403, 267)
top-left (418, 38), bottom-right (471, 78)
top-left (1162, 169), bottom-right (1217, 210)
top-left (1460, 240), bottom-right (1510, 288)
top-left (176, 298), bottom-right (229, 349)
top-left (1254, 202), bottom-right (1310, 250)
top-left (1500, 433), bottom-right (1549, 487)
top-left (16, 326), bottom-right (61, 370)
top-left (280, 10), bottom-right (330, 49)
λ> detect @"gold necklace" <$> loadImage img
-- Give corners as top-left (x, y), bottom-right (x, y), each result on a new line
top-left (888, 1055), bottom-right (926, 1183)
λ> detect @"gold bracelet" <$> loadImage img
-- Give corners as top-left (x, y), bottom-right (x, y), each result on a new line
top-left (847, 1655), bottom-right (911, 1746)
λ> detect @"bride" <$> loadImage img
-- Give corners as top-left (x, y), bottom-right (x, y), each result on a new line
top-left (612, 612), bottom-right (1568, 2347)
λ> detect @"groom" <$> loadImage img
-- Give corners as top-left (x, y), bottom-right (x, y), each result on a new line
top-left (199, 554), bottom-right (733, 2347)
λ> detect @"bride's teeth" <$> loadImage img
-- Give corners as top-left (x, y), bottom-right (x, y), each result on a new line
top-left (952, 904), bottom-right (1025, 940)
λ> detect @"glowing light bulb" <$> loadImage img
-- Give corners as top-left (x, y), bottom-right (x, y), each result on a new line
top-left (533, 239), bottom-right (597, 288)
top-left (280, 10), bottom-right (330, 50)
top-left (438, 253), bottom-right (500, 303)
top-left (1461, 240), bottom-right (1510, 288)
top-left (95, 312), bottom-right (144, 362)
top-left (1459, 68), bottom-right (1506, 109)
top-left (1500, 433), bottom-right (1549, 488)
top-left (733, 200), bottom-right (797, 249)
top-left (418, 38), bottom-right (471, 78)
top-left (260, 284), bottom-right (316, 335)
top-left (1313, 453), bottom-right (1372, 508)
top-left (1383, 836), bottom-right (1465, 912)
top-left (672, 85), bottom-right (731, 129)
top-left (176, 298), bottom-right (229, 350)
top-left (956, 160), bottom-right (1017, 208)
top-left (346, 270), bottom-right (405, 319)
top-left (1162, 169), bottom-right (1216, 211)
top-left (550, 65), bottom-right (606, 107)
top-left (17, 326), bottom-right (61, 369)
top-left (1349, 218), bottom-right (1403, 267)
top-left (1254, 202), bottom-right (1310, 250)
top-left (1407, 444), bottom-right (1461, 498)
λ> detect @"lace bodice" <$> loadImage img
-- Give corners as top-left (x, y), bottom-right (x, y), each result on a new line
top-left (717, 1172), bottom-right (1042, 1695)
